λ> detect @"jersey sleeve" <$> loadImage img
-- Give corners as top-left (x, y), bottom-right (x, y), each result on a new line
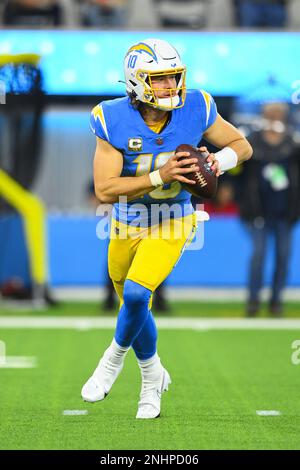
top-left (199, 90), bottom-right (217, 132)
top-left (90, 104), bottom-right (110, 142)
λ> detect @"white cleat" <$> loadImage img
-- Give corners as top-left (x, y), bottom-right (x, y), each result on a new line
top-left (81, 351), bottom-right (124, 403)
top-left (136, 367), bottom-right (171, 419)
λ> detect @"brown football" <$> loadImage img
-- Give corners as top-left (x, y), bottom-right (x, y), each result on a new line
top-left (176, 143), bottom-right (218, 199)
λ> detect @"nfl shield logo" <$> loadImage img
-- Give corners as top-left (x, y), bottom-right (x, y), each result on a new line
top-left (128, 138), bottom-right (142, 151)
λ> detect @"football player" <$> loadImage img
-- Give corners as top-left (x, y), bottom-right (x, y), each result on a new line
top-left (81, 38), bottom-right (252, 418)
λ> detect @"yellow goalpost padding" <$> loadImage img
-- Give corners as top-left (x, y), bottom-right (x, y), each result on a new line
top-left (0, 169), bottom-right (48, 286)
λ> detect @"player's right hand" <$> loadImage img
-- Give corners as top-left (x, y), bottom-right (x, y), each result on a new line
top-left (159, 152), bottom-right (199, 185)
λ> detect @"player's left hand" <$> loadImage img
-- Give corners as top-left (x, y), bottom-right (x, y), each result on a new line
top-left (198, 146), bottom-right (221, 177)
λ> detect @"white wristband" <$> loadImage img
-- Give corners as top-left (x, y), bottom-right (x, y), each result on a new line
top-left (149, 170), bottom-right (164, 187)
top-left (215, 147), bottom-right (238, 172)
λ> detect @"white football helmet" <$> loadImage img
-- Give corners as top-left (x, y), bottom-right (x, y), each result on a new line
top-left (124, 38), bottom-right (186, 111)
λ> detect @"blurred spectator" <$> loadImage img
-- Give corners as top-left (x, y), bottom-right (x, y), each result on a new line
top-left (204, 180), bottom-right (239, 216)
top-left (288, 0), bottom-right (300, 28)
top-left (155, 0), bottom-right (207, 28)
top-left (235, 0), bottom-right (288, 28)
top-left (2, 0), bottom-right (64, 26)
top-left (81, 0), bottom-right (128, 27)
top-left (127, 0), bottom-right (159, 28)
top-left (237, 103), bottom-right (300, 317)
top-left (128, 0), bottom-right (234, 29)
top-left (0, 54), bottom-right (44, 190)
top-left (206, 0), bottom-right (235, 28)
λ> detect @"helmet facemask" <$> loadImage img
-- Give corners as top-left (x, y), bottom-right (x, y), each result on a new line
top-left (136, 67), bottom-right (187, 111)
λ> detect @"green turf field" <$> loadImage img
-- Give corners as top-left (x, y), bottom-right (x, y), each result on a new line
top-left (1, 302), bottom-right (300, 450)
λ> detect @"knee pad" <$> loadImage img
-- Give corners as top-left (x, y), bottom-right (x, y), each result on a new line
top-left (123, 279), bottom-right (151, 312)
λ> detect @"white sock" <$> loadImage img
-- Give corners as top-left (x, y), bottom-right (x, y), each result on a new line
top-left (104, 338), bottom-right (129, 367)
top-left (137, 352), bottom-right (162, 382)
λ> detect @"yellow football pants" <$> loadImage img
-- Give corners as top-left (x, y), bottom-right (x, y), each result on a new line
top-left (108, 213), bottom-right (197, 308)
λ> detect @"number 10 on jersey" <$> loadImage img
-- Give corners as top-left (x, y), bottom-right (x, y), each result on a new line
top-left (133, 152), bottom-right (181, 199)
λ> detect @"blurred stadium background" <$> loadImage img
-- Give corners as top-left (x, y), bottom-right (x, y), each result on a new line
top-left (1, 0), bottom-right (300, 451)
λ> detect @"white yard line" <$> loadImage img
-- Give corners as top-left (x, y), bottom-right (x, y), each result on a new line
top-left (0, 317), bottom-right (300, 330)
top-left (63, 410), bottom-right (88, 416)
top-left (0, 356), bottom-right (37, 368)
top-left (256, 410), bottom-right (281, 416)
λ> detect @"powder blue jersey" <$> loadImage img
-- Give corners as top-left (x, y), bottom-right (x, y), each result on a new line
top-left (90, 89), bottom-right (217, 226)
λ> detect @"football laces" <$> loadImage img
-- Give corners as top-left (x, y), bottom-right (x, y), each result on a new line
top-left (194, 171), bottom-right (207, 188)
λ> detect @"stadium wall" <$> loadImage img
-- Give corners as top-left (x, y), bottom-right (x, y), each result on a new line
top-left (1, 215), bottom-right (299, 287)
